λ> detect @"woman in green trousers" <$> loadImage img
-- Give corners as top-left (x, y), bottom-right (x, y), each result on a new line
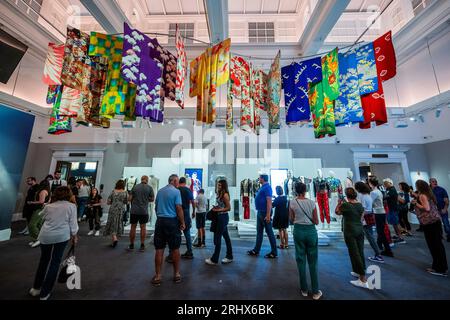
top-left (336, 187), bottom-right (372, 290)
top-left (289, 182), bottom-right (321, 300)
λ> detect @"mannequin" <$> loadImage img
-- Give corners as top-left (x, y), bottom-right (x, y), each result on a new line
top-left (191, 172), bottom-right (201, 198)
top-left (313, 169), bottom-right (331, 229)
top-left (185, 174), bottom-right (193, 191)
top-left (240, 179), bottom-right (253, 220)
top-left (126, 176), bottom-right (137, 192)
top-left (299, 176), bottom-right (313, 199)
top-left (346, 170), bottom-right (354, 188)
top-left (283, 171), bottom-right (297, 200)
top-left (148, 175), bottom-right (160, 228)
top-left (326, 171), bottom-right (343, 223)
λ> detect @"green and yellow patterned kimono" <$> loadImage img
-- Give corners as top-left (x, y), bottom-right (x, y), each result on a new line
top-left (89, 32), bottom-right (136, 121)
top-left (267, 51), bottom-right (282, 134)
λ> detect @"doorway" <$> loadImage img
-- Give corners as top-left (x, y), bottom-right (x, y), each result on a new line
top-left (359, 162), bottom-right (406, 185)
top-left (56, 161), bottom-right (98, 186)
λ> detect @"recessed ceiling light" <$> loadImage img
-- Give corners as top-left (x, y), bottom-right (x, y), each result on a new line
top-left (409, 117), bottom-right (416, 121)
top-left (178, 120), bottom-right (184, 126)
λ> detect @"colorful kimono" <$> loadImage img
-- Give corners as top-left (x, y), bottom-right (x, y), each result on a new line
top-left (46, 85), bottom-right (60, 104)
top-left (374, 31), bottom-right (396, 82)
top-left (309, 81), bottom-right (336, 139)
top-left (281, 57), bottom-right (322, 124)
top-left (89, 32), bottom-right (136, 120)
top-left (48, 86), bottom-right (72, 135)
top-left (359, 79), bottom-right (387, 129)
top-left (250, 68), bottom-right (266, 134)
top-left (175, 24), bottom-right (187, 109)
top-left (229, 55), bottom-right (251, 132)
top-left (85, 56), bottom-right (109, 127)
top-left (267, 51), bottom-right (282, 134)
top-left (58, 87), bottom-right (82, 117)
top-left (61, 27), bottom-right (90, 91)
top-left (190, 38), bottom-right (231, 124)
top-left (43, 43), bottom-right (64, 85)
top-left (321, 48), bottom-right (340, 101)
top-left (122, 23), bottom-right (163, 122)
top-left (148, 37), bottom-right (178, 109)
top-left (335, 53), bottom-right (363, 126)
top-left (355, 43), bottom-right (379, 95)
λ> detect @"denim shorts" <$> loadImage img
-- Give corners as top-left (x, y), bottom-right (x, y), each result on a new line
top-left (387, 211), bottom-right (399, 225)
top-left (154, 218), bottom-right (181, 250)
top-left (195, 212), bottom-right (206, 229)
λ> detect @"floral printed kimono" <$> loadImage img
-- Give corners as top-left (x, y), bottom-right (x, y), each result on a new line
top-left (359, 32), bottom-right (395, 129)
top-left (281, 57), bottom-right (322, 124)
top-left (355, 43), bottom-right (379, 95)
top-left (61, 27), bottom-right (90, 91)
top-left (190, 39), bottom-right (231, 124)
top-left (308, 49), bottom-right (339, 139)
top-left (335, 52), bottom-right (363, 126)
top-left (48, 86), bottom-right (72, 135)
top-left (122, 23), bottom-right (163, 122)
top-left (176, 24), bottom-right (187, 109)
top-left (89, 32), bottom-right (136, 120)
top-left (43, 43), bottom-right (64, 85)
top-left (148, 37), bottom-right (178, 109)
top-left (267, 51), bottom-right (282, 134)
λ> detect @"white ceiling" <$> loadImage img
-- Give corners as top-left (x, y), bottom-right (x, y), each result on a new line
top-left (345, 0), bottom-right (389, 12)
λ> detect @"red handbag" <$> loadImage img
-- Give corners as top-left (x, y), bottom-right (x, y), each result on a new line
top-left (363, 213), bottom-right (376, 226)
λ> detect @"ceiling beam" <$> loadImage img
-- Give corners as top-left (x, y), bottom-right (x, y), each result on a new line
top-left (277, 0), bottom-right (282, 14)
top-left (298, 0), bottom-right (351, 55)
top-left (161, 0), bottom-right (167, 15)
top-left (204, 0), bottom-right (229, 44)
top-left (178, 0), bottom-right (184, 15)
top-left (261, 0), bottom-right (265, 14)
top-left (80, 0), bottom-right (130, 34)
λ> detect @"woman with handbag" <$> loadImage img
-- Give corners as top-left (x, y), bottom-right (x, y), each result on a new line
top-left (398, 182), bottom-right (412, 236)
top-left (289, 182), bottom-right (321, 300)
top-left (27, 179), bottom-right (51, 248)
top-left (336, 188), bottom-right (372, 290)
top-left (29, 186), bottom-right (79, 300)
top-left (103, 180), bottom-right (128, 248)
top-left (205, 180), bottom-right (233, 265)
top-left (355, 182), bottom-right (384, 264)
top-left (412, 180), bottom-right (448, 277)
top-left (87, 187), bottom-right (102, 236)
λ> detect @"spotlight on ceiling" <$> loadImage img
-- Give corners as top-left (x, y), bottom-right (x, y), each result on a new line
top-left (435, 108), bottom-right (442, 118)
top-left (418, 114), bottom-right (425, 123)
top-left (178, 120), bottom-right (184, 126)
top-left (409, 117), bottom-right (416, 122)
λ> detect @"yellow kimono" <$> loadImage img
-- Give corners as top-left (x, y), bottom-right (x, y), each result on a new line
top-left (190, 39), bottom-right (231, 124)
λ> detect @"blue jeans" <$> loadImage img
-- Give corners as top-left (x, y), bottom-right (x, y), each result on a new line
top-left (253, 211), bottom-right (277, 255)
top-left (77, 197), bottom-right (89, 219)
top-left (211, 214), bottom-right (233, 263)
top-left (441, 213), bottom-right (450, 238)
top-left (183, 212), bottom-right (192, 253)
top-left (33, 241), bottom-right (68, 298)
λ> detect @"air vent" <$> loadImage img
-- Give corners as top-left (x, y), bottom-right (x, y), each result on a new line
top-left (69, 153), bottom-right (86, 157)
top-left (372, 154), bottom-right (388, 158)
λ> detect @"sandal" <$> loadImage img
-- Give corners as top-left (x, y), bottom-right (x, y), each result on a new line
top-left (247, 250), bottom-right (258, 256)
top-left (264, 253), bottom-right (278, 259)
top-left (173, 275), bottom-right (182, 284)
top-left (151, 276), bottom-right (161, 287)
top-left (278, 245), bottom-right (285, 249)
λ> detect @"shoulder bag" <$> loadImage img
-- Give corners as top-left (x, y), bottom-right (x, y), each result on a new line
top-left (58, 245), bottom-right (76, 283)
top-left (416, 201), bottom-right (441, 226)
top-left (294, 199), bottom-right (315, 224)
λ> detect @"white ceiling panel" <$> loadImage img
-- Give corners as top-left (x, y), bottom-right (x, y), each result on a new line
top-left (246, 0), bottom-right (262, 13)
top-left (164, 0), bottom-right (181, 14)
top-left (279, 0), bottom-right (299, 13)
top-left (264, 0), bottom-right (279, 14)
top-left (146, 0), bottom-right (165, 15)
top-left (228, 0), bottom-right (244, 14)
top-left (181, 0), bottom-right (199, 14)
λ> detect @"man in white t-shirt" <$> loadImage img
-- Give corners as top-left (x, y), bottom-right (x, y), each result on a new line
top-left (193, 189), bottom-right (207, 248)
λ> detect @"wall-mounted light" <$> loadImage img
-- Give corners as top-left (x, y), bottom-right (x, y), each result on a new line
top-left (409, 117), bottom-right (417, 122)
top-left (178, 120), bottom-right (184, 126)
top-left (435, 108), bottom-right (442, 118)
top-left (418, 114), bottom-right (425, 123)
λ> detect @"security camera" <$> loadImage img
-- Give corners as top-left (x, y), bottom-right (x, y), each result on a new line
top-left (335, 137), bottom-right (341, 144)
top-left (114, 133), bottom-right (122, 143)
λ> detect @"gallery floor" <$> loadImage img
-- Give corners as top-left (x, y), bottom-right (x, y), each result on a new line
top-left (1, 221), bottom-right (449, 300)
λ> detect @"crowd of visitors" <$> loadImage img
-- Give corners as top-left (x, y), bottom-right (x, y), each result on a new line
top-left (20, 170), bottom-right (449, 300)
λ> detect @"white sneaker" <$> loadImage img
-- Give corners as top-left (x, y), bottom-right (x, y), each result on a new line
top-left (350, 279), bottom-right (372, 290)
top-left (301, 291), bottom-right (308, 297)
top-left (351, 272), bottom-right (360, 278)
top-left (31, 241), bottom-right (40, 248)
top-left (221, 258), bottom-right (233, 264)
top-left (87, 230), bottom-right (94, 236)
top-left (19, 227), bottom-right (29, 235)
top-left (29, 288), bottom-right (40, 297)
top-left (205, 258), bottom-right (218, 266)
top-left (95, 231), bottom-right (100, 237)
top-left (28, 241), bottom-right (34, 246)
top-left (312, 290), bottom-right (323, 300)
top-left (40, 294), bottom-right (50, 300)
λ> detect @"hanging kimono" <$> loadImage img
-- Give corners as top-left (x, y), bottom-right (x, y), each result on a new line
top-left (374, 31), bottom-right (396, 82)
top-left (48, 86), bottom-right (72, 135)
top-left (281, 57), bottom-right (322, 124)
top-left (267, 51), bottom-right (282, 134)
top-left (359, 79), bottom-right (387, 129)
top-left (321, 48), bottom-right (340, 101)
top-left (250, 68), bottom-right (266, 135)
top-left (190, 38), bottom-right (231, 124)
top-left (175, 24), bottom-right (187, 109)
top-left (148, 37), bottom-right (178, 110)
top-left (89, 32), bottom-right (136, 120)
top-left (229, 55), bottom-right (252, 132)
top-left (335, 53), bottom-right (364, 126)
top-left (60, 27), bottom-right (90, 91)
top-left (122, 23), bottom-right (163, 122)
top-left (46, 85), bottom-right (60, 104)
top-left (58, 87), bottom-right (82, 117)
top-left (85, 56), bottom-right (109, 127)
top-left (355, 43), bottom-right (379, 95)
top-left (43, 43), bottom-right (65, 85)
top-left (309, 81), bottom-right (336, 139)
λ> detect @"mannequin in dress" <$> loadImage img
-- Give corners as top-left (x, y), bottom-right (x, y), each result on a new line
top-left (313, 169), bottom-right (331, 229)
top-left (185, 174), bottom-right (193, 191)
top-left (299, 176), bottom-right (313, 198)
top-left (284, 171), bottom-right (296, 200)
top-left (326, 171), bottom-right (343, 223)
top-left (148, 175), bottom-right (160, 228)
top-left (346, 170), bottom-right (354, 188)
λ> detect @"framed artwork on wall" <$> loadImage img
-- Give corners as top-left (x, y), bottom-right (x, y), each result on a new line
top-left (185, 168), bottom-right (203, 198)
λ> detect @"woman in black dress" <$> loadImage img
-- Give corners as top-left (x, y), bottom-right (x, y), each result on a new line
top-left (273, 186), bottom-right (289, 249)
